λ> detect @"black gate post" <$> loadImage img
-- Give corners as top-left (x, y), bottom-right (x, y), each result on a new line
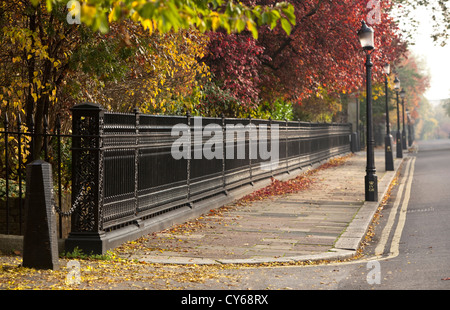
top-left (65, 102), bottom-right (106, 255)
top-left (22, 160), bottom-right (59, 270)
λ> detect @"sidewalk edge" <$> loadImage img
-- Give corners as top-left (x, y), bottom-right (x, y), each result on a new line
top-left (332, 156), bottom-right (405, 257)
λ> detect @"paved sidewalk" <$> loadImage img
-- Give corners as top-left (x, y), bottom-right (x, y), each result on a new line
top-left (118, 151), bottom-right (404, 265)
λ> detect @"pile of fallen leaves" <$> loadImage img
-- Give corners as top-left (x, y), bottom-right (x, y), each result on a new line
top-left (237, 175), bottom-right (315, 205)
top-left (0, 254), bottom-right (233, 290)
top-left (238, 153), bottom-right (354, 205)
top-left (316, 153), bottom-right (354, 170)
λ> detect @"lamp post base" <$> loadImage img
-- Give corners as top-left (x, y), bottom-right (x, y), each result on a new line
top-left (365, 174), bottom-right (378, 202)
top-left (385, 134), bottom-right (394, 171)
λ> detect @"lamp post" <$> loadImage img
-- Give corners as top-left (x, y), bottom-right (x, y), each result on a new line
top-left (394, 76), bottom-right (402, 158)
top-left (383, 63), bottom-right (394, 171)
top-left (358, 20), bottom-right (377, 202)
top-left (400, 88), bottom-right (407, 150)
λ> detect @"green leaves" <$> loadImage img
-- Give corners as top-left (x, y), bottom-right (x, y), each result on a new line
top-left (36, 0), bottom-right (296, 38)
top-left (281, 4), bottom-right (296, 24)
top-left (257, 4), bottom-right (296, 36)
top-left (281, 5), bottom-right (295, 35)
top-left (281, 18), bottom-right (292, 36)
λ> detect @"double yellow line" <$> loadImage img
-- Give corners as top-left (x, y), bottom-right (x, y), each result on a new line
top-left (375, 156), bottom-right (416, 258)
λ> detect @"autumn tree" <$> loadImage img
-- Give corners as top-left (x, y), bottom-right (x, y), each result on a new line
top-left (64, 22), bottom-right (210, 116)
top-left (62, 0), bottom-right (295, 118)
top-left (0, 2), bottom-right (194, 161)
top-left (254, 0), bottom-right (406, 103)
top-left (201, 0), bottom-right (406, 121)
top-left (0, 1), bottom-right (82, 159)
top-left (199, 31), bottom-right (268, 117)
top-left (1, 0), bottom-right (297, 159)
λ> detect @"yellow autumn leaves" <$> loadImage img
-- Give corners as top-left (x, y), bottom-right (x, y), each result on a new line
top-left (0, 254), bottom-right (230, 289)
top-left (103, 28), bottom-right (210, 115)
top-left (1, 24), bottom-right (59, 114)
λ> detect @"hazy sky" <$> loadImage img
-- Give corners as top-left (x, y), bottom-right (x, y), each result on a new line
top-left (402, 6), bottom-right (450, 101)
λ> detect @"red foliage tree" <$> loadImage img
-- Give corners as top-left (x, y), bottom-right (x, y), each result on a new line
top-left (254, 0), bottom-right (407, 103)
top-left (202, 0), bottom-right (408, 119)
top-left (203, 31), bottom-right (269, 110)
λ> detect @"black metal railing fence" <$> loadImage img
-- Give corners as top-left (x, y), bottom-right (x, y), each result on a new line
top-left (67, 103), bottom-right (351, 253)
top-left (2, 102), bottom-right (351, 254)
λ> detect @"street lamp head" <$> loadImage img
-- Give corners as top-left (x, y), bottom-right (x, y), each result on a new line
top-left (400, 88), bottom-right (406, 98)
top-left (357, 20), bottom-right (375, 51)
top-left (394, 76), bottom-right (400, 90)
top-left (383, 63), bottom-right (390, 75)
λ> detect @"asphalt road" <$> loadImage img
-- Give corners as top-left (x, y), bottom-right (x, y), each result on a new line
top-left (336, 139), bottom-right (450, 290)
top-left (177, 139), bottom-right (450, 291)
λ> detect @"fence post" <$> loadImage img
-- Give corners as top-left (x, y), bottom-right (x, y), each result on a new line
top-left (186, 110), bottom-right (192, 207)
top-left (134, 108), bottom-right (140, 219)
top-left (55, 115), bottom-right (63, 238)
top-left (65, 102), bottom-right (106, 255)
top-left (269, 117), bottom-right (273, 177)
top-left (221, 113), bottom-right (227, 194)
top-left (285, 118), bottom-right (289, 173)
top-left (29, 115), bottom-right (35, 163)
top-left (17, 115), bottom-right (23, 235)
top-left (4, 114), bottom-right (10, 234)
top-left (22, 160), bottom-right (59, 270)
